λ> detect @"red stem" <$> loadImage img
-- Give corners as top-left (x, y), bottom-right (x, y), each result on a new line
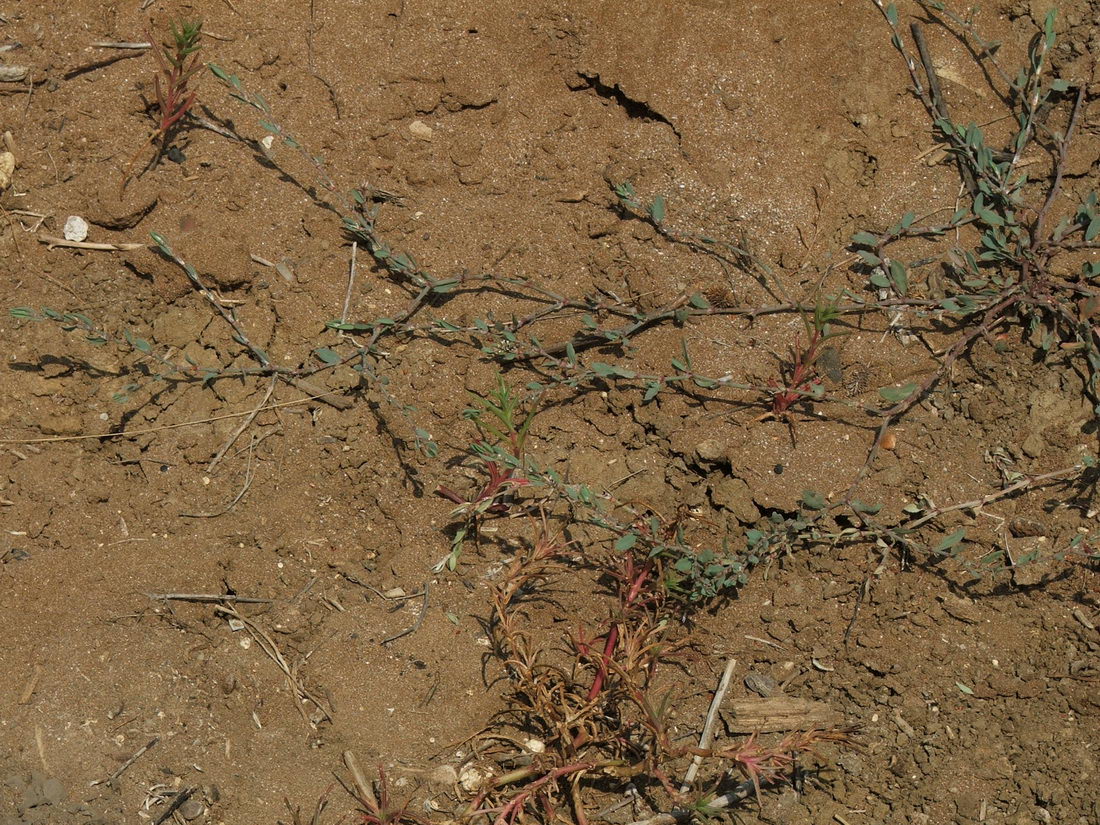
top-left (584, 562), bottom-right (651, 702)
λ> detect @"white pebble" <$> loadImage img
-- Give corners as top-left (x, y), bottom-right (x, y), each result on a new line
top-left (63, 215), bottom-right (89, 242)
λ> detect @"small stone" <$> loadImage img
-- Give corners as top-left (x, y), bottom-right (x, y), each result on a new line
top-left (179, 798), bottom-right (205, 820)
top-left (458, 765), bottom-right (489, 792)
top-left (694, 439), bottom-right (724, 462)
top-left (940, 594), bottom-right (980, 624)
top-left (408, 120), bottom-right (433, 140)
top-left (555, 190), bottom-right (587, 203)
top-left (1009, 517), bottom-right (1045, 537)
top-left (1020, 430), bottom-right (1045, 458)
top-left (0, 151), bottom-right (14, 191)
top-left (0, 64), bottom-right (28, 82)
top-left (63, 215), bottom-right (89, 242)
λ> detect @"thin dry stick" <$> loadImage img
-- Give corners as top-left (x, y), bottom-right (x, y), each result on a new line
top-left (38, 235), bottom-right (145, 251)
top-left (146, 593), bottom-right (272, 604)
top-left (680, 658), bottom-right (736, 793)
top-left (1033, 85), bottom-right (1085, 244)
top-left (207, 376), bottom-right (276, 472)
top-left (0, 392), bottom-right (338, 444)
top-left (180, 436), bottom-right (258, 518)
top-left (381, 582), bottom-right (430, 645)
top-left (342, 750), bottom-right (380, 811)
top-left (90, 736), bottom-right (159, 787)
top-left (18, 665), bottom-right (42, 705)
top-left (92, 41), bottom-right (152, 49)
top-left (901, 461), bottom-right (1086, 532)
top-left (290, 376), bottom-right (352, 410)
top-left (152, 787), bottom-right (195, 825)
top-left (341, 241), bottom-right (358, 325)
top-left (215, 604), bottom-right (332, 723)
top-left (911, 22), bottom-right (977, 195)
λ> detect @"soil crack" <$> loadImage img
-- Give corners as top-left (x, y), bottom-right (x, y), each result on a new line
top-left (574, 71), bottom-right (681, 141)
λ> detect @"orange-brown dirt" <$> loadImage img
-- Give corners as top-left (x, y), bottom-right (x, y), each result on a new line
top-left (1, 1), bottom-right (1098, 824)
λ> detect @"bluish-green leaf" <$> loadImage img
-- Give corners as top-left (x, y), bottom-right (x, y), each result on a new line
top-left (933, 528), bottom-right (967, 554)
top-left (649, 194), bottom-right (666, 224)
top-left (879, 382), bottom-right (917, 403)
top-left (689, 292), bottom-right (710, 310)
top-left (614, 533), bottom-right (638, 551)
top-left (888, 259), bottom-right (908, 294)
top-left (1086, 216), bottom-right (1100, 242)
top-left (802, 490), bottom-right (826, 510)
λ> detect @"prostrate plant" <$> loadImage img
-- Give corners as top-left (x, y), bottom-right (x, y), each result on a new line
top-left (120, 19), bottom-right (204, 194)
top-left (461, 517), bottom-right (857, 825)
top-left (859, 3), bottom-right (1098, 402)
top-left (846, 1), bottom-right (1099, 561)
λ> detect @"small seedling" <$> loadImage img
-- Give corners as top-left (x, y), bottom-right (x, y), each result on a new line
top-left (760, 298), bottom-right (846, 440)
top-left (434, 377), bottom-right (542, 570)
top-left (119, 19), bottom-right (204, 195)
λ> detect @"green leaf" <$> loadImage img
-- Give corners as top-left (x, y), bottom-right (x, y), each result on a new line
top-left (649, 194), bottom-right (666, 224)
top-left (643, 381), bottom-right (662, 402)
top-left (888, 259), bottom-right (908, 294)
top-left (124, 331), bottom-right (152, 354)
top-left (879, 382), bottom-right (917, 403)
top-left (857, 250), bottom-right (882, 266)
top-left (900, 211), bottom-right (916, 230)
top-left (885, 2), bottom-right (898, 25)
top-left (325, 320), bottom-right (372, 331)
top-left (851, 500), bottom-right (882, 515)
top-left (314, 347), bottom-right (341, 365)
top-left (956, 681), bottom-right (974, 696)
top-left (590, 362), bottom-right (619, 378)
top-left (932, 528), bottom-right (967, 554)
top-left (9, 307), bottom-right (36, 319)
top-left (801, 490), bottom-right (826, 510)
top-left (614, 533), bottom-right (638, 551)
top-left (851, 231), bottom-right (878, 246)
top-left (149, 231), bottom-right (173, 257)
top-left (1086, 216), bottom-right (1100, 242)
top-left (689, 292), bottom-right (710, 309)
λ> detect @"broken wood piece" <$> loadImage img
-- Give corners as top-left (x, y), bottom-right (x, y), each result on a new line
top-left (39, 234), bottom-right (145, 251)
top-left (723, 695), bottom-right (841, 733)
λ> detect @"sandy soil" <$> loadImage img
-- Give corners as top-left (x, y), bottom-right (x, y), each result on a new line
top-left (1, 1), bottom-right (1098, 824)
